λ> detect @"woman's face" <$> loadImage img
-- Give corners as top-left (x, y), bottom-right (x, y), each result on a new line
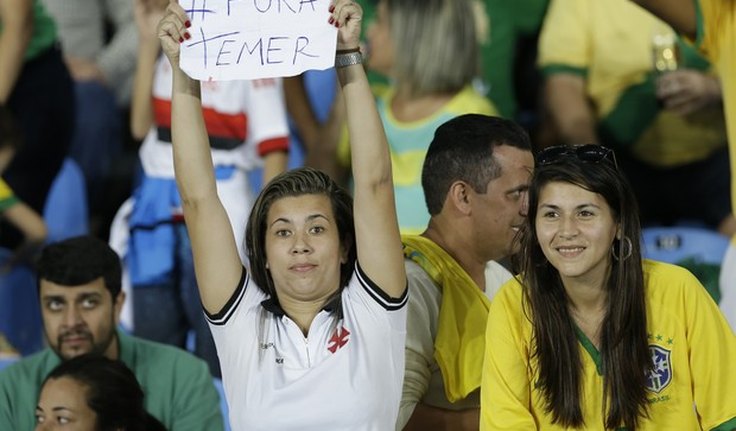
top-left (35, 377), bottom-right (97, 430)
top-left (264, 194), bottom-right (346, 305)
top-left (366, 1), bottom-right (395, 76)
top-left (535, 181), bottom-right (619, 289)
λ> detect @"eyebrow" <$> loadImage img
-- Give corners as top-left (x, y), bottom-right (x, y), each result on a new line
top-left (42, 292), bottom-right (102, 302)
top-left (506, 184), bottom-right (529, 194)
top-left (539, 203), bottom-right (602, 210)
top-left (52, 407), bottom-right (73, 412)
top-left (269, 214), bottom-right (330, 228)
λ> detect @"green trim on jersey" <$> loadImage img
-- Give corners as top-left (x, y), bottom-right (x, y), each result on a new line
top-left (26, 0), bottom-right (57, 60)
top-left (598, 39), bottom-right (710, 149)
top-left (541, 64), bottom-right (588, 78)
top-left (574, 326), bottom-right (602, 376)
top-left (711, 416), bottom-right (736, 431)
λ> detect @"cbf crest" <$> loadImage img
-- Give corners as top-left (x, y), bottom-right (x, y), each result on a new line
top-left (646, 345), bottom-right (672, 393)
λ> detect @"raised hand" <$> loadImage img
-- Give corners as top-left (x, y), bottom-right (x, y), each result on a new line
top-left (135, 0), bottom-right (169, 45)
top-left (329, 0), bottom-right (362, 51)
top-left (156, 0), bottom-right (192, 68)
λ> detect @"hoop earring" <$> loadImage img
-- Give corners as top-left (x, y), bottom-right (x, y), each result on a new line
top-left (611, 236), bottom-right (633, 261)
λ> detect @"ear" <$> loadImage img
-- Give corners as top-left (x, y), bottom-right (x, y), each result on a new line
top-left (113, 291), bottom-right (126, 326)
top-left (447, 181), bottom-right (472, 216)
top-left (616, 225), bottom-right (622, 240)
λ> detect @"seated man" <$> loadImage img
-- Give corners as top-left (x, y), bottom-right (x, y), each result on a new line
top-left (0, 236), bottom-right (224, 430)
top-left (398, 114), bottom-right (534, 430)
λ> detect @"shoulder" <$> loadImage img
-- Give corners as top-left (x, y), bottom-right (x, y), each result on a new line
top-left (0, 348), bottom-right (56, 387)
top-left (643, 259), bottom-right (702, 294)
top-left (642, 259), bottom-right (713, 313)
top-left (405, 259), bottom-right (439, 291)
top-left (120, 333), bottom-right (211, 377)
top-left (448, 86), bottom-right (498, 116)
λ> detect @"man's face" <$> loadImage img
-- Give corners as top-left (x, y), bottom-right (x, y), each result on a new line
top-left (469, 145), bottom-right (534, 261)
top-left (39, 277), bottom-right (123, 360)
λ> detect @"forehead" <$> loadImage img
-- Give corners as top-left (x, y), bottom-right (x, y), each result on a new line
top-left (538, 181), bottom-right (608, 207)
top-left (494, 145), bottom-right (534, 172)
top-left (488, 146), bottom-right (533, 186)
top-left (40, 277), bottom-right (109, 299)
top-left (268, 194), bottom-right (335, 223)
top-left (41, 376), bottom-right (89, 404)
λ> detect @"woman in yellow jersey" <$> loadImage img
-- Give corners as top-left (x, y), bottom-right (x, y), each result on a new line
top-left (480, 145), bottom-right (736, 430)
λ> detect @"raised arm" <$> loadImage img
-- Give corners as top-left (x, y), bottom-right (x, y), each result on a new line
top-left (131, 0), bottom-right (165, 140)
top-left (157, 0), bottom-right (243, 314)
top-left (333, 0), bottom-right (406, 298)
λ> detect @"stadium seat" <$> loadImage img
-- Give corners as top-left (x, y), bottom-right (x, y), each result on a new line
top-left (43, 158), bottom-right (89, 242)
top-left (641, 226), bottom-right (730, 304)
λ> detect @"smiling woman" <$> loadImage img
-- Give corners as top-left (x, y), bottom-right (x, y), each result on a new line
top-left (159, 0), bottom-right (407, 428)
top-left (480, 145), bottom-right (736, 430)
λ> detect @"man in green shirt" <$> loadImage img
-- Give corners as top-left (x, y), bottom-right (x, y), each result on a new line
top-left (0, 236), bottom-right (225, 430)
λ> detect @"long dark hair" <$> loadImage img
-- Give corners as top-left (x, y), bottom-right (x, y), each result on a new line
top-left (42, 354), bottom-right (166, 431)
top-left (515, 155), bottom-right (650, 429)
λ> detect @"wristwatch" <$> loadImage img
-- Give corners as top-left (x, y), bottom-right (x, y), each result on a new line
top-left (335, 51), bottom-right (363, 68)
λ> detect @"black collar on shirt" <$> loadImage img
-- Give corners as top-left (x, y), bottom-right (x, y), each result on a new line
top-left (260, 294), bottom-right (341, 317)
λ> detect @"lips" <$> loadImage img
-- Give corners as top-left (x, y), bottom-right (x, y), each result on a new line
top-left (60, 331), bottom-right (91, 345)
top-left (556, 246), bottom-right (585, 257)
top-left (290, 263), bottom-right (316, 273)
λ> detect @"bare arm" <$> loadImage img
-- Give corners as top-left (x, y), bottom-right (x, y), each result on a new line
top-left (334, 1), bottom-right (405, 297)
top-left (0, 0), bottom-right (33, 103)
top-left (544, 74), bottom-right (599, 145)
top-left (262, 150), bottom-right (288, 185)
top-left (130, 0), bottom-right (164, 140)
top-left (632, 0), bottom-right (697, 38)
top-left (159, 0), bottom-right (243, 314)
top-left (283, 75), bottom-right (320, 152)
top-left (2, 201), bottom-right (47, 242)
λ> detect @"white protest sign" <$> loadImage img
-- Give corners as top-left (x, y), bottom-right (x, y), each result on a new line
top-left (179, 0), bottom-right (337, 81)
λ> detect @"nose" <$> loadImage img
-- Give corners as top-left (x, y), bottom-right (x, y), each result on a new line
top-left (290, 232), bottom-right (313, 255)
top-left (62, 304), bottom-right (83, 328)
top-left (558, 216), bottom-right (579, 239)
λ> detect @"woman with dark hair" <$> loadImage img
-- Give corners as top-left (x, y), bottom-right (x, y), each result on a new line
top-left (35, 355), bottom-right (165, 431)
top-left (480, 145), bottom-right (736, 430)
top-left (156, 0), bottom-right (407, 429)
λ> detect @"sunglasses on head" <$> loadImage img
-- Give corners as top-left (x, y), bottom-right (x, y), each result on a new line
top-left (536, 144), bottom-right (618, 169)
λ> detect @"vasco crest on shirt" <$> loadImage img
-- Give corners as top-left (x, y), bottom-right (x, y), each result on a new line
top-left (646, 345), bottom-right (672, 393)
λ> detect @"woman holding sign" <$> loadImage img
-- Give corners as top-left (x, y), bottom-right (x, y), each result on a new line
top-left (157, 0), bottom-right (408, 429)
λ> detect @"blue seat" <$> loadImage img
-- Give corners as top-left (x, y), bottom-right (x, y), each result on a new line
top-left (641, 226), bottom-right (730, 265)
top-left (43, 158), bottom-right (89, 242)
top-left (0, 248), bottom-right (44, 356)
top-left (213, 377), bottom-right (231, 431)
top-left (641, 226), bottom-right (730, 302)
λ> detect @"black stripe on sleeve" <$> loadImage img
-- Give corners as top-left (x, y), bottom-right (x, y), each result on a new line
top-left (204, 266), bottom-right (248, 325)
top-left (355, 262), bottom-right (408, 311)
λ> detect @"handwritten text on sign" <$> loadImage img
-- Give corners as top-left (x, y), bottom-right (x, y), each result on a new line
top-left (180, 0), bottom-right (337, 81)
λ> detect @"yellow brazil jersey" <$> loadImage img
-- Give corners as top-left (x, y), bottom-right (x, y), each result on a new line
top-left (697, 0), bottom-right (736, 242)
top-left (481, 260), bottom-right (736, 430)
top-left (538, 0), bottom-right (727, 167)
